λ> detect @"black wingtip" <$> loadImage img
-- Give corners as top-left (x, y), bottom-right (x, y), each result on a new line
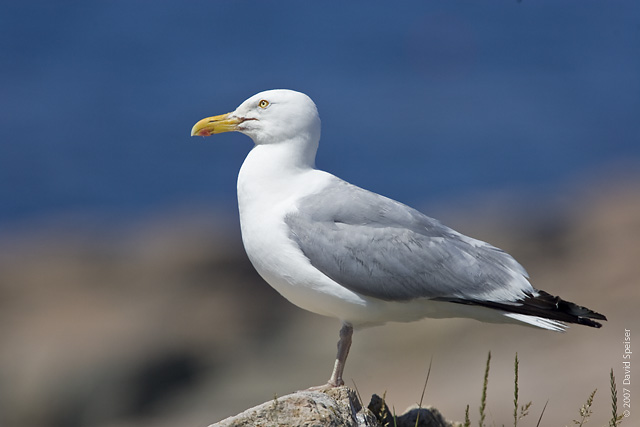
top-left (534, 290), bottom-right (606, 328)
top-left (577, 317), bottom-right (604, 328)
top-left (438, 289), bottom-right (607, 329)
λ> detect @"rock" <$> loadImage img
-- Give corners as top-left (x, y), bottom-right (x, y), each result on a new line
top-left (209, 386), bottom-right (459, 427)
top-left (368, 393), bottom-right (460, 427)
top-left (210, 386), bottom-right (377, 427)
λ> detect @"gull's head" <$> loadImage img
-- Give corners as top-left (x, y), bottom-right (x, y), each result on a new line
top-left (191, 89), bottom-right (321, 146)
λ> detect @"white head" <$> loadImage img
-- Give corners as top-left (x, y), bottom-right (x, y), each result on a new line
top-left (191, 89), bottom-right (321, 148)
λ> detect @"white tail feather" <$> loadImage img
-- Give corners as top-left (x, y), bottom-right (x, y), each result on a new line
top-left (503, 313), bottom-right (568, 332)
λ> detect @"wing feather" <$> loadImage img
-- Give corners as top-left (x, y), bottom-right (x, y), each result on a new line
top-left (285, 178), bottom-right (532, 302)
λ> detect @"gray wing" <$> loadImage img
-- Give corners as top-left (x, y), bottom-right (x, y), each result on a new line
top-left (284, 178), bottom-right (532, 302)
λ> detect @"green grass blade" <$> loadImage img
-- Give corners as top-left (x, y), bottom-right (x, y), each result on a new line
top-left (479, 351), bottom-right (491, 427)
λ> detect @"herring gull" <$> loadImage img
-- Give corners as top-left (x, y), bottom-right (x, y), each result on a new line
top-left (191, 89), bottom-right (606, 387)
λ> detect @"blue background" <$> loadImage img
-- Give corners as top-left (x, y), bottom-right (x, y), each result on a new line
top-left (1, 0), bottom-right (639, 225)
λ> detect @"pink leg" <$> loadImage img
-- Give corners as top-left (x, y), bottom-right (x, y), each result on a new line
top-left (327, 323), bottom-right (353, 387)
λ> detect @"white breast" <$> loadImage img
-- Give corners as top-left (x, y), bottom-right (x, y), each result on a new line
top-left (236, 144), bottom-right (373, 322)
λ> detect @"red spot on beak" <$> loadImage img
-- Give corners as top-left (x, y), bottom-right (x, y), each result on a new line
top-left (197, 129), bottom-right (211, 137)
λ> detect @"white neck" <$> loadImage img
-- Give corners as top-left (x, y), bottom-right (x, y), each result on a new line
top-left (237, 136), bottom-right (322, 212)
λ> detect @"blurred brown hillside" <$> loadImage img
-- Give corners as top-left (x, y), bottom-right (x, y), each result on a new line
top-left (0, 177), bottom-right (638, 427)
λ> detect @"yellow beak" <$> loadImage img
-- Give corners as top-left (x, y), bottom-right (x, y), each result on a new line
top-left (190, 112), bottom-right (243, 137)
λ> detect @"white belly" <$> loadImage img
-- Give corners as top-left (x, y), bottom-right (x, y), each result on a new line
top-left (238, 174), bottom-right (369, 321)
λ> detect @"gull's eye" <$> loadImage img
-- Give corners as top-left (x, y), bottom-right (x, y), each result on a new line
top-left (258, 99), bottom-right (269, 109)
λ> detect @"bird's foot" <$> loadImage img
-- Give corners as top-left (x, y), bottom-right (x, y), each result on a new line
top-left (302, 381), bottom-right (342, 392)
